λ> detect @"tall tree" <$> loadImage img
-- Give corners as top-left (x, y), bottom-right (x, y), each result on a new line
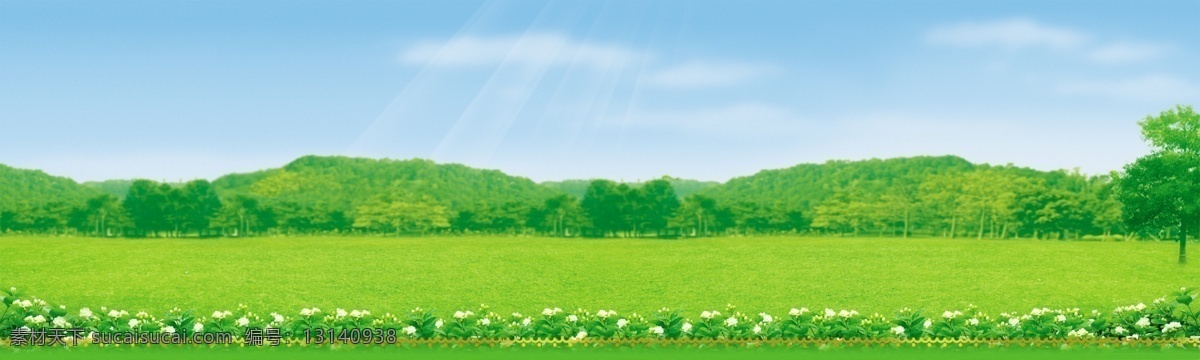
top-left (674, 194), bottom-right (718, 236)
top-left (179, 180), bottom-right (223, 235)
top-left (581, 180), bottom-right (625, 236)
top-left (84, 194), bottom-right (123, 236)
top-left (123, 180), bottom-right (170, 236)
top-left (1116, 105), bottom-right (1200, 264)
top-left (635, 178), bottom-right (681, 236)
top-left (540, 194), bottom-right (585, 237)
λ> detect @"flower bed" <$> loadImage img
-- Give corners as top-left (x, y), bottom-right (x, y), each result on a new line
top-left (4, 286), bottom-right (1200, 348)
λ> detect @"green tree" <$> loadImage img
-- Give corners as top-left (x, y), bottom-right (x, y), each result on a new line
top-left (215, 194), bottom-right (272, 236)
top-left (84, 194), bottom-right (124, 236)
top-left (178, 180), bottom-right (223, 235)
top-left (353, 193), bottom-right (450, 236)
top-left (674, 194), bottom-right (718, 237)
top-left (634, 178), bottom-right (681, 236)
top-left (123, 180), bottom-right (170, 236)
top-left (1116, 105), bottom-right (1200, 264)
top-left (581, 180), bottom-right (627, 236)
top-left (540, 194), bottom-right (586, 237)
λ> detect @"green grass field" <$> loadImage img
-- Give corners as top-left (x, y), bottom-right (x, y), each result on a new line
top-left (1, 236), bottom-right (1197, 315)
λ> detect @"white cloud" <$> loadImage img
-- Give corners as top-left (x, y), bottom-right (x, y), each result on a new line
top-left (400, 32), bottom-right (639, 70)
top-left (925, 18), bottom-right (1088, 50)
top-left (612, 103), bottom-right (804, 135)
top-left (1088, 41), bottom-right (1171, 64)
top-left (643, 62), bottom-right (773, 88)
top-left (1056, 75), bottom-right (1200, 102)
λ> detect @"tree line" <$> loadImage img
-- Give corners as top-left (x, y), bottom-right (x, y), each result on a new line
top-left (0, 106), bottom-right (1194, 243)
top-left (0, 166), bottom-right (1137, 240)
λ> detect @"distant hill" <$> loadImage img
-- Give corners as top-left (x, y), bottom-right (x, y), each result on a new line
top-left (212, 155), bottom-right (562, 213)
top-left (542, 177), bottom-right (720, 199)
top-left (82, 179), bottom-right (187, 198)
top-left (0, 164), bottom-right (99, 210)
top-left (698, 155), bottom-right (980, 210)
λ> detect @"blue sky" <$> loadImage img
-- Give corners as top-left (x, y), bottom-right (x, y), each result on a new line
top-left (1, 0), bottom-right (1197, 183)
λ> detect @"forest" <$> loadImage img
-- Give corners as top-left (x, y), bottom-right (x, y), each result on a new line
top-left (0, 105), bottom-right (1195, 241)
top-left (0, 154), bottom-right (1161, 240)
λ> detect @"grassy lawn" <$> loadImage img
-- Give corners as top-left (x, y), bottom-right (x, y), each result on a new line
top-left (0, 236), bottom-right (1196, 315)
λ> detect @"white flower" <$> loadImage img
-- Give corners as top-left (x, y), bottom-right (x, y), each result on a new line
top-left (454, 311), bottom-right (467, 319)
top-left (701, 311), bottom-right (714, 320)
top-left (336, 309), bottom-right (348, 318)
top-left (1030, 308), bottom-right (1045, 316)
top-left (724, 317), bottom-right (738, 327)
top-left (617, 318), bottom-right (628, 328)
top-left (1136, 317), bottom-right (1151, 328)
top-left (236, 317), bottom-right (250, 327)
top-left (649, 326), bottom-right (664, 335)
top-left (435, 319), bottom-right (443, 328)
top-left (1130, 334), bottom-right (1140, 339)
top-left (760, 313), bottom-right (774, 323)
top-left (597, 310), bottom-right (609, 318)
top-left (752, 325), bottom-right (762, 334)
top-left (1163, 321), bottom-right (1183, 333)
top-left (891, 326), bottom-right (906, 335)
top-left (573, 330), bottom-right (587, 340)
top-left (271, 313), bottom-right (285, 324)
top-left (52, 316), bottom-right (69, 328)
top-left (1135, 303), bottom-right (1147, 311)
top-left (193, 323), bottom-right (204, 332)
top-left (403, 326), bottom-right (417, 335)
top-left (923, 319), bottom-right (932, 329)
top-left (136, 311), bottom-right (149, 319)
top-left (1007, 318), bottom-right (1020, 327)
top-left (350, 310), bottom-right (363, 318)
top-left (789, 308), bottom-right (802, 316)
top-left (108, 310), bottom-right (123, 318)
top-left (25, 315), bottom-right (46, 325)
top-left (1067, 328), bottom-right (1091, 338)
top-left (163, 326), bottom-right (176, 334)
top-left (1054, 314), bottom-right (1066, 323)
top-left (682, 322), bottom-right (693, 332)
top-left (128, 318), bottom-right (140, 328)
top-left (942, 311), bottom-right (962, 319)
top-left (480, 318), bottom-right (491, 326)
top-left (838, 310), bottom-right (852, 318)
top-left (568, 315), bottom-right (579, 323)
top-left (79, 308), bottom-right (93, 318)
top-left (300, 308), bottom-right (313, 316)
top-left (15, 299), bottom-right (33, 308)
top-left (966, 318), bottom-right (979, 326)
top-left (824, 309), bottom-right (836, 317)
top-left (1114, 326), bottom-right (1127, 335)
top-left (212, 311), bottom-right (231, 320)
